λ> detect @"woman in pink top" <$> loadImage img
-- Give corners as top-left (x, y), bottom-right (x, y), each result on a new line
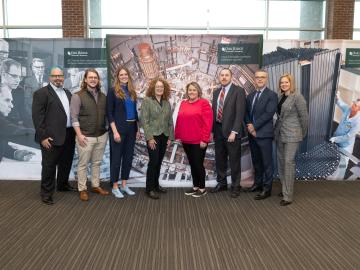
top-left (175, 82), bottom-right (213, 197)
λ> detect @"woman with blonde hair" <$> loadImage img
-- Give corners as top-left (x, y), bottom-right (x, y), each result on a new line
top-left (274, 73), bottom-right (308, 206)
top-left (106, 66), bottom-right (139, 198)
top-left (140, 77), bottom-right (174, 199)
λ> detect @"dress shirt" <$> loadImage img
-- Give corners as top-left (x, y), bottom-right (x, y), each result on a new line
top-left (50, 82), bottom-right (72, 127)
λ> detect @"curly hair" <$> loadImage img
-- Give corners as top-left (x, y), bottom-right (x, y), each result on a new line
top-left (146, 77), bottom-right (171, 100)
top-left (79, 68), bottom-right (101, 92)
top-left (113, 65), bottom-right (137, 100)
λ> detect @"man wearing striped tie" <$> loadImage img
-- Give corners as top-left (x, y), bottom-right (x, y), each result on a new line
top-left (211, 68), bottom-right (246, 198)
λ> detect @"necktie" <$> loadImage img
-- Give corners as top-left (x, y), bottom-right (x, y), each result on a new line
top-left (251, 91), bottom-right (260, 122)
top-left (217, 87), bottom-right (225, 122)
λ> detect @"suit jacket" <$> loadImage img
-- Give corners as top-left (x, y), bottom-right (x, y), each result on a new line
top-left (32, 84), bottom-right (72, 146)
top-left (106, 87), bottom-right (138, 134)
top-left (140, 96), bottom-right (174, 141)
top-left (212, 84), bottom-right (246, 139)
top-left (24, 74), bottom-right (47, 116)
top-left (274, 92), bottom-right (308, 143)
top-left (245, 87), bottom-right (277, 138)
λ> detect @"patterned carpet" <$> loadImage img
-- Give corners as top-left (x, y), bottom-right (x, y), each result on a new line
top-left (0, 180), bottom-right (359, 270)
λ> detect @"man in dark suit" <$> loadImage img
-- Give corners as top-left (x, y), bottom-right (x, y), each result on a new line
top-left (32, 66), bottom-right (76, 205)
top-left (211, 68), bottom-right (246, 198)
top-left (245, 69), bottom-right (277, 200)
top-left (24, 58), bottom-right (47, 118)
top-left (0, 87), bottom-right (34, 162)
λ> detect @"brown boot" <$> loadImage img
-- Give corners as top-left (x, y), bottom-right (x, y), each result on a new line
top-left (79, 191), bottom-right (89, 201)
top-left (91, 187), bottom-right (109, 195)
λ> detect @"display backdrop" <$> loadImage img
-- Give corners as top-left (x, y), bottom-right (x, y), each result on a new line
top-left (1, 37), bottom-right (359, 184)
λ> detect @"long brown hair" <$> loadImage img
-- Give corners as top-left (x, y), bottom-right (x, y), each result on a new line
top-left (146, 77), bottom-right (171, 100)
top-left (79, 68), bottom-right (101, 93)
top-left (113, 65), bottom-right (137, 100)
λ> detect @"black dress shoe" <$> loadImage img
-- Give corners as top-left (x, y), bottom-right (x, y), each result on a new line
top-left (280, 200), bottom-right (292, 206)
top-left (146, 190), bottom-right (159, 200)
top-left (210, 184), bottom-right (227, 193)
top-left (57, 184), bottom-right (77, 192)
top-left (41, 196), bottom-right (54, 205)
top-left (230, 187), bottom-right (241, 198)
top-left (254, 191), bottom-right (271, 200)
top-left (245, 184), bottom-right (262, 193)
top-left (156, 186), bottom-right (167, 193)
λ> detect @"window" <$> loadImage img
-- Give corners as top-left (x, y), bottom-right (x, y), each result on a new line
top-left (268, 1), bottom-right (301, 28)
top-left (6, 29), bottom-right (62, 38)
top-left (0, 0), bottom-right (62, 38)
top-left (6, 0), bottom-right (61, 25)
top-left (354, 1), bottom-right (360, 40)
top-left (88, 0), bottom-right (326, 40)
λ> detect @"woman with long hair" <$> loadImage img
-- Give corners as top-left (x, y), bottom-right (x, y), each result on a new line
top-left (106, 66), bottom-right (139, 198)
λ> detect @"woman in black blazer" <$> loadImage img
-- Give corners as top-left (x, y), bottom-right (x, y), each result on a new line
top-left (106, 66), bottom-right (139, 199)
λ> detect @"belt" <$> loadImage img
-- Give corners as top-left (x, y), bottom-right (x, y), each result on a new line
top-left (126, 119), bottom-right (136, 122)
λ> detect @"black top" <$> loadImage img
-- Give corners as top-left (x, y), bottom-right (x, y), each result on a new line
top-left (277, 94), bottom-right (288, 115)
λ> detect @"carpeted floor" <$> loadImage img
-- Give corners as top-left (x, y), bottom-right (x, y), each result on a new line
top-left (0, 180), bottom-right (359, 270)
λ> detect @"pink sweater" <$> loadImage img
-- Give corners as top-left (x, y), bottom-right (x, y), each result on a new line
top-left (175, 98), bottom-right (213, 144)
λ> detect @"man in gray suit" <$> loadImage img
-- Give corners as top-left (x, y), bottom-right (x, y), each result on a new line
top-left (211, 68), bottom-right (246, 198)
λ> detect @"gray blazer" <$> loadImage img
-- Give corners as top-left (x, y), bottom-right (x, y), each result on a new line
top-left (274, 93), bottom-right (308, 143)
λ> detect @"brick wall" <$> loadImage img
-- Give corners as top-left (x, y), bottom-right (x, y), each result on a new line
top-left (326, 0), bottom-right (355, 39)
top-left (62, 0), bottom-right (86, 38)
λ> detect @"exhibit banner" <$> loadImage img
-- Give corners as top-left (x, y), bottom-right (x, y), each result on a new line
top-left (106, 34), bottom-right (263, 187)
top-left (0, 38), bottom-right (107, 180)
top-left (1, 37), bottom-right (360, 183)
top-left (345, 48), bottom-right (360, 68)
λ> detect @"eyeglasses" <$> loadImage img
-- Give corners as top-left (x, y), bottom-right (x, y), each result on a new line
top-left (6, 72), bottom-right (22, 80)
top-left (87, 76), bottom-right (99, 80)
top-left (33, 65), bottom-right (45, 69)
top-left (255, 76), bottom-right (267, 79)
top-left (50, 75), bottom-right (64, 78)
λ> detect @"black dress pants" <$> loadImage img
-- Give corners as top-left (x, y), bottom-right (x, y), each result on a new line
top-left (40, 128), bottom-right (75, 198)
top-left (146, 134), bottom-right (168, 192)
top-left (182, 143), bottom-right (207, 189)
